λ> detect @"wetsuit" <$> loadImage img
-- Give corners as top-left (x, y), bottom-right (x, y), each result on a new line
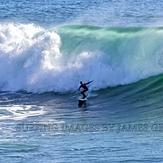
top-left (78, 81), bottom-right (93, 98)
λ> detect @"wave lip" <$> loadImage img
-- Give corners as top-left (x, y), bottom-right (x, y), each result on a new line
top-left (0, 23), bottom-right (163, 93)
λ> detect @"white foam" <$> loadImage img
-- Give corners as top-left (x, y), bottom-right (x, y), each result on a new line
top-left (0, 105), bottom-right (45, 120)
top-left (0, 23), bottom-right (163, 93)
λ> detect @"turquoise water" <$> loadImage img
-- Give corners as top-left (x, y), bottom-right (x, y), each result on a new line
top-left (1, 0), bottom-right (163, 162)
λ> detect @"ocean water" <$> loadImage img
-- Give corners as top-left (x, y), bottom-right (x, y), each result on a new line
top-left (1, 0), bottom-right (163, 162)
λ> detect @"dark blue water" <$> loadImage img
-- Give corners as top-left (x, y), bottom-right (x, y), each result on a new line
top-left (1, 0), bottom-right (163, 162)
top-left (1, 0), bottom-right (163, 27)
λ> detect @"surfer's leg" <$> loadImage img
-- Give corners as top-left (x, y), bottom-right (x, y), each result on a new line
top-left (83, 90), bottom-right (87, 98)
top-left (81, 91), bottom-right (85, 98)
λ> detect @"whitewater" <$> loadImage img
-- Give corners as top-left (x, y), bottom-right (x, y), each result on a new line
top-left (0, 23), bottom-right (163, 93)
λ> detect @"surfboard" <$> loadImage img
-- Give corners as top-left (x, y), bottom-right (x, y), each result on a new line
top-left (78, 97), bottom-right (87, 102)
top-left (78, 97), bottom-right (87, 107)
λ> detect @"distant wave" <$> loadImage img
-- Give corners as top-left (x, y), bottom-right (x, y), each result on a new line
top-left (0, 23), bottom-right (163, 93)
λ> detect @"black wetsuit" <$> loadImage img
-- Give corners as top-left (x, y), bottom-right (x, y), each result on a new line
top-left (79, 81), bottom-right (92, 98)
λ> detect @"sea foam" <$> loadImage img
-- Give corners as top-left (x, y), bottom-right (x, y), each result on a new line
top-left (0, 23), bottom-right (163, 93)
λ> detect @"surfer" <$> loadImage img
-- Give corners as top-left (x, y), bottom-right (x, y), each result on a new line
top-left (78, 80), bottom-right (93, 99)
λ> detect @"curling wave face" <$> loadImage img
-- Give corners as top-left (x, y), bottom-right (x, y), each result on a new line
top-left (0, 23), bottom-right (163, 93)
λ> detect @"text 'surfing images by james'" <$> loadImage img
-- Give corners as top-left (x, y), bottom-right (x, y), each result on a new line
top-left (1, 0), bottom-right (163, 162)
top-left (15, 123), bottom-right (163, 134)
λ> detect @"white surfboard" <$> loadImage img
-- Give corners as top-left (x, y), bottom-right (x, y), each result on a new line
top-left (78, 97), bottom-right (87, 102)
top-left (78, 97), bottom-right (87, 107)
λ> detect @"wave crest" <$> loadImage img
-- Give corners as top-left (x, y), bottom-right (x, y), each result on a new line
top-left (0, 23), bottom-right (163, 93)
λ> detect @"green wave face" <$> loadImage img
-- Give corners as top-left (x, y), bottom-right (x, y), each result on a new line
top-left (56, 25), bottom-right (163, 85)
top-left (57, 25), bottom-right (163, 57)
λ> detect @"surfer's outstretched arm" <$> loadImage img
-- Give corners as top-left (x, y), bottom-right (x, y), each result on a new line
top-left (86, 80), bottom-right (93, 85)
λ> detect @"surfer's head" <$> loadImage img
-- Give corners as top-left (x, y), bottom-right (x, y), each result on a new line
top-left (80, 81), bottom-right (83, 84)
